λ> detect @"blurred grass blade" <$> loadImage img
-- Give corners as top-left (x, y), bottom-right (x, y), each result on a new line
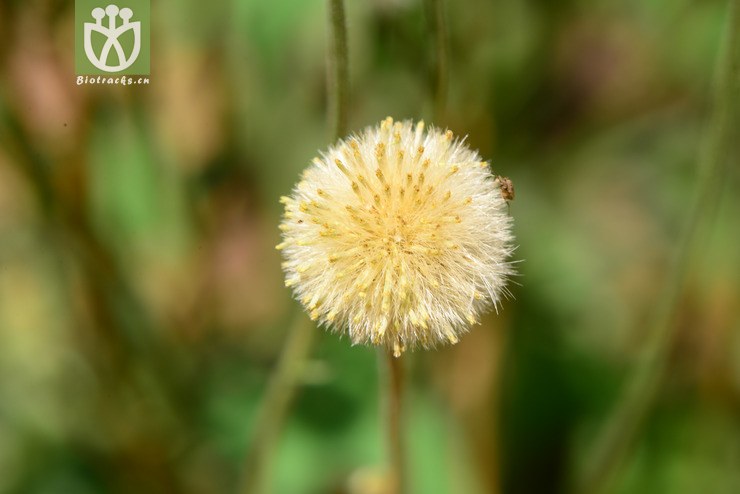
top-left (241, 1), bottom-right (349, 492)
top-left (576, 2), bottom-right (740, 493)
top-left (241, 315), bottom-right (315, 494)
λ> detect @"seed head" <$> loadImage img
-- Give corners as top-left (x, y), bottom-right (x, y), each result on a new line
top-left (278, 118), bottom-right (515, 356)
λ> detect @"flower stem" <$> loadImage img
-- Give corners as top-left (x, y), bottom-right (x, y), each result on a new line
top-left (328, 0), bottom-right (349, 140)
top-left (381, 349), bottom-right (407, 494)
top-left (241, 315), bottom-right (314, 494)
top-left (425, 0), bottom-right (449, 123)
top-left (576, 2), bottom-right (740, 493)
top-left (242, 2), bottom-right (350, 491)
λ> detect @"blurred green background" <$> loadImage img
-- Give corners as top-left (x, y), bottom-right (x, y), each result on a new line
top-left (1, 0), bottom-right (739, 493)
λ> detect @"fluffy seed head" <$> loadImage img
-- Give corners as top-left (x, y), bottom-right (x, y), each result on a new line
top-left (278, 118), bottom-right (515, 356)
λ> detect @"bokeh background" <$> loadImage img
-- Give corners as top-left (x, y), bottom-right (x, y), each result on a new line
top-left (1, 0), bottom-right (739, 493)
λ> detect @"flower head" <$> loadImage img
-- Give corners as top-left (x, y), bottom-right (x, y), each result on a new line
top-left (278, 118), bottom-right (515, 356)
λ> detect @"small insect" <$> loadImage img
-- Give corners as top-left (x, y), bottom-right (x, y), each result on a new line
top-left (495, 176), bottom-right (515, 202)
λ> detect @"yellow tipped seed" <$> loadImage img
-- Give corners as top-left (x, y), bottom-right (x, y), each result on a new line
top-left (334, 159), bottom-right (348, 174)
top-left (285, 277), bottom-right (299, 287)
top-left (376, 319), bottom-right (388, 337)
top-left (409, 309), bottom-right (419, 327)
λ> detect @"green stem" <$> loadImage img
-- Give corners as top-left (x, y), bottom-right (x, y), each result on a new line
top-left (241, 315), bottom-right (314, 494)
top-left (328, 0), bottom-right (349, 140)
top-left (426, 0), bottom-right (449, 123)
top-left (242, 2), bottom-right (350, 491)
top-left (576, 2), bottom-right (740, 494)
top-left (381, 349), bottom-right (407, 494)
